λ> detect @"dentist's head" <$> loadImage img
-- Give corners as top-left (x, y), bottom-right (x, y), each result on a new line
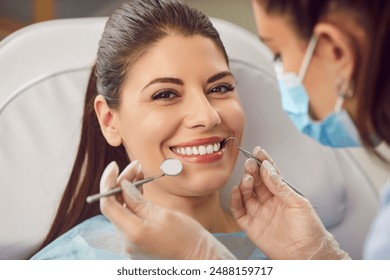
top-left (252, 0), bottom-right (390, 154)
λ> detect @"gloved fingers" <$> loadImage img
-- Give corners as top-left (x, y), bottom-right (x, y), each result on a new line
top-left (230, 186), bottom-right (246, 221)
top-left (244, 158), bottom-right (262, 183)
top-left (260, 160), bottom-right (302, 206)
top-left (238, 174), bottom-right (255, 202)
top-left (99, 161), bottom-right (121, 210)
top-left (244, 158), bottom-right (264, 198)
top-left (253, 147), bottom-right (282, 175)
top-left (116, 160), bottom-right (142, 185)
top-left (117, 160), bottom-right (145, 194)
top-left (99, 162), bottom-right (143, 231)
top-left (100, 161), bottom-right (119, 192)
top-left (121, 180), bottom-right (150, 216)
top-left (231, 170), bottom-right (258, 224)
top-left (135, 163), bottom-right (145, 194)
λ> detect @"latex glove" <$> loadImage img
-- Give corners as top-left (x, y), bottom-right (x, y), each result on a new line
top-left (230, 147), bottom-right (350, 260)
top-left (100, 161), bottom-right (236, 260)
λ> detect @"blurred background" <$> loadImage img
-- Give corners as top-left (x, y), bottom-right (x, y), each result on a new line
top-left (0, 0), bottom-right (256, 40)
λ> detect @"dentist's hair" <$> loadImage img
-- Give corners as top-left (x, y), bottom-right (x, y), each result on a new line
top-left (37, 0), bottom-right (228, 252)
top-left (256, 0), bottom-right (390, 161)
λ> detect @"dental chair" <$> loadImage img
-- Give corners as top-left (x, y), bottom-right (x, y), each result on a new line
top-left (0, 17), bottom-right (379, 260)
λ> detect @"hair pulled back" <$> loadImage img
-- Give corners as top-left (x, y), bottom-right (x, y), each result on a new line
top-left (37, 0), bottom-right (227, 252)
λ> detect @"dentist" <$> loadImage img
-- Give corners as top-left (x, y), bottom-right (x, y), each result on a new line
top-left (101, 0), bottom-right (390, 259)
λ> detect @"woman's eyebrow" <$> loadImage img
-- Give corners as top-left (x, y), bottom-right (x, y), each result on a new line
top-left (207, 71), bottom-right (234, 84)
top-left (142, 71), bottom-right (233, 90)
top-left (143, 77), bottom-right (184, 90)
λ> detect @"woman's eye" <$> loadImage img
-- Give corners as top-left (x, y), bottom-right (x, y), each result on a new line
top-left (209, 83), bottom-right (235, 94)
top-left (151, 90), bottom-right (178, 100)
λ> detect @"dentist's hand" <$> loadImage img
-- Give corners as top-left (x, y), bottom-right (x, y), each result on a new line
top-left (230, 147), bottom-right (350, 260)
top-left (100, 161), bottom-right (236, 260)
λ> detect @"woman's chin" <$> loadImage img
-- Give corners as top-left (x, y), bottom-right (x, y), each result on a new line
top-left (185, 179), bottom-right (229, 196)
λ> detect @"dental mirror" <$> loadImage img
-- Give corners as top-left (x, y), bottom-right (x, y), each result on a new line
top-left (160, 158), bottom-right (183, 176)
top-left (86, 158), bottom-right (182, 203)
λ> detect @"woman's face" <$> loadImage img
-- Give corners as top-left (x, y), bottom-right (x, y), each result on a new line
top-left (251, 0), bottom-right (343, 120)
top-left (110, 35), bottom-right (245, 197)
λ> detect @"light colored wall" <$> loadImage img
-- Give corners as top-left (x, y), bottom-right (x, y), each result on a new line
top-left (0, 0), bottom-right (257, 33)
top-left (94, 0), bottom-right (258, 34)
top-left (184, 0), bottom-right (257, 34)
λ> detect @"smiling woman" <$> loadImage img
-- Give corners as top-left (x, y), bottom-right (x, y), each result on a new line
top-left (30, 0), bottom-right (262, 260)
top-left (95, 33), bottom-right (245, 210)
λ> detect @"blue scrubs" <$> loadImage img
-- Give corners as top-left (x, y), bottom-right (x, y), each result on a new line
top-left (31, 215), bottom-right (266, 260)
top-left (364, 180), bottom-right (390, 259)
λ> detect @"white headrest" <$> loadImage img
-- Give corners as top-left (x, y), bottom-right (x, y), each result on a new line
top-left (0, 17), bottom-right (378, 259)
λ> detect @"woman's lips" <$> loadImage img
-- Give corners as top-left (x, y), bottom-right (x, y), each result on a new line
top-left (170, 137), bottom-right (227, 163)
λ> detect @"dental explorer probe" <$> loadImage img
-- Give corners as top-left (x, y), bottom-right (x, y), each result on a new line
top-left (86, 158), bottom-right (183, 203)
top-left (222, 137), bottom-right (306, 198)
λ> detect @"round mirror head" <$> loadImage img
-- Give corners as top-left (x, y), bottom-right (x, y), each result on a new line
top-left (160, 158), bottom-right (183, 176)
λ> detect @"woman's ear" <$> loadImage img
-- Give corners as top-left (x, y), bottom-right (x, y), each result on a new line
top-left (313, 22), bottom-right (355, 82)
top-left (94, 95), bottom-right (122, 147)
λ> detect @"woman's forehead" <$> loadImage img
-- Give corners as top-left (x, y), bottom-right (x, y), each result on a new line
top-left (123, 35), bottom-right (230, 88)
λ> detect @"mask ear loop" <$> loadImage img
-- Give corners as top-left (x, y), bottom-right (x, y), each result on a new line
top-left (334, 96), bottom-right (345, 113)
top-left (334, 77), bottom-right (355, 112)
top-left (298, 36), bottom-right (318, 82)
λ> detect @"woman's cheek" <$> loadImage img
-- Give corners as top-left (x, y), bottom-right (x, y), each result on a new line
top-left (224, 101), bottom-right (245, 138)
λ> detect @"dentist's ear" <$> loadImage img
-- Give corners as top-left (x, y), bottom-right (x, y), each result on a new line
top-left (313, 22), bottom-right (356, 82)
top-left (94, 95), bottom-right (122, 147)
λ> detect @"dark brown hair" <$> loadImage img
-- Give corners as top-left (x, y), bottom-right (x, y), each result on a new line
top-left (37, 0), bottom-right (228, 252)
top-left (257, 0), bottom-right (390, 161)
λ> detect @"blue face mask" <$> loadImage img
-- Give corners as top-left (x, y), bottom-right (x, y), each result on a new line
top-left (275, 36), bottom-right (361, 148)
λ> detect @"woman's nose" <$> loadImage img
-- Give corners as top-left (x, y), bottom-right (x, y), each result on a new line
top-left (183, 93), bottom-right (221, 129)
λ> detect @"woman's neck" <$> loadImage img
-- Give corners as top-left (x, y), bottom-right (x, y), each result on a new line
top-left (142, 186), bottom-right (240, 233)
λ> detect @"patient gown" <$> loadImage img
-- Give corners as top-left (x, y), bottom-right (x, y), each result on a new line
top-left (31, 215), bottom-right (267, 260)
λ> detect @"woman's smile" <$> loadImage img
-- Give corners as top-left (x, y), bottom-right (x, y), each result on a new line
top-left (170, 136), bottom-right (229, 163)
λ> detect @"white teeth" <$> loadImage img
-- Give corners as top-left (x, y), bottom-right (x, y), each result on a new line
top-left (185, 147), bottom-right (193, 155)
top-left (198, 145), bottom-right (206, 155)
top-left (172, 141), bottom-right (222, 156)
top-left (206, 144), bottom-right (214, 154)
